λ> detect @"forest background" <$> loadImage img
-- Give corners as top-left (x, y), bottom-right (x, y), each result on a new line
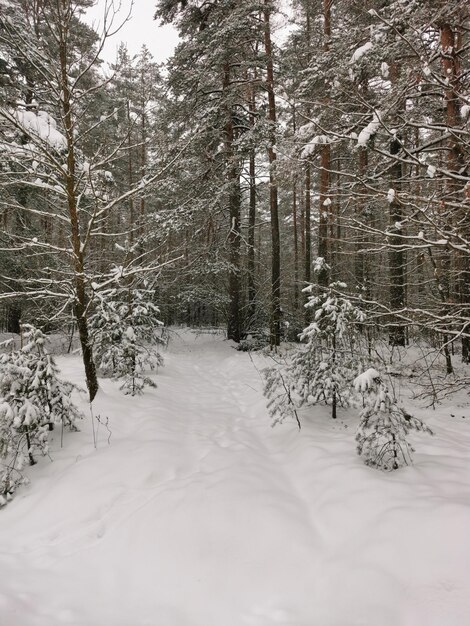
top-left (0, 0), bottom-right (469, 402)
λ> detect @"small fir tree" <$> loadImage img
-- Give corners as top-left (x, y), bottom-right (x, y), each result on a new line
top-left (264, 282), bottom-right (365, 424)
top-left (354, 368), bottom-right (434, 471)
top-left (0, 325), bottom-right (82, 501)
top-left (90, 286), bottom-right (165, 395)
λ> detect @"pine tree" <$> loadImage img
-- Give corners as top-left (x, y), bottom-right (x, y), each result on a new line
top-left (89, 285), bottom-right (165, 395)
top-left (264, 276), bottom-right (365, 423)
top-left (354, 368), bottom-right (433, 471)
top-left (0, 325), bottom-right (82, 501)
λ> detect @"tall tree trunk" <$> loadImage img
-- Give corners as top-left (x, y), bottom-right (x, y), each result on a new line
top-left (388, 135), bottom-right (406, 347)
top-left (291, 106), bottom-right (299, 314)
top-left (126, 99), bottom-right (135, 247)
top-left (139, 70), bottom-right (147, 249)
top-left (317, 0), bottom-right (332, 288)
top-left (387, 61), bottom-right (406, 347)
top-left (58, 0), bottom-right (98, 401)
top-left (355, 147), bottom-right (368, 291)
top-left (318, 144), bottom-right (330, 288)
top-left (223, 62), bottom-right (241, 342)
top-left (248, 82), bottom-right (257, 326)
top-left (441, 20), bottom-right (469, 362)
top-left (304, 162), bottom-right (312, 323)
top-left (293, 179), bottom-right (299, 313)
top-left (304, 1), bottom-right (313, 316)
top-left (263, 0), bottom-right (281, 347)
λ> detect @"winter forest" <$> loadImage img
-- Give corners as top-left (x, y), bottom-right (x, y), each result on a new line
top-left (0, 0), bottom-right (470, 624)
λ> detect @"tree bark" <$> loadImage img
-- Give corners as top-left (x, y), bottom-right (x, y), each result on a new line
top-left (317, 0), bottom-right (332, 288)
top-left (248, 82), bottom-right (257, 326)
top-left (58, 0), bottom-right (98, 401)
top-left (355, 147), bottom-right (368, 291)
top-left (223, 62), bottom-right (241, 343)
top-left (263, 0), bottom-right (281, 347)
top-left (388, 136), bottom-right (406, 347)
top-left (441, 21), bottom-right (470, 362)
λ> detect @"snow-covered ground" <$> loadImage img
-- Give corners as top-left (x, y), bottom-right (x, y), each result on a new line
top-left (1, 329), bottom-right (470, 626)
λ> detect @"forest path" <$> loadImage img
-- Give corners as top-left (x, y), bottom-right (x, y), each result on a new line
top-left (0, 329), bottom-right (322, 626)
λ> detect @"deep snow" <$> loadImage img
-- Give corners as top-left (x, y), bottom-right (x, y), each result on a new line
top-left (1, 329), bottom-right (470, 626)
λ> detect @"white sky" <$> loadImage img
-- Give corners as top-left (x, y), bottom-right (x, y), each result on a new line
top-left (85, 0), bottom-right (293, 66)
top-left (85, 1), bottom-right (180, 65)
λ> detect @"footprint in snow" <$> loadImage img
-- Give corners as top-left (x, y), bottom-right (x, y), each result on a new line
top-left (243, 607), bottom-right (297, 625)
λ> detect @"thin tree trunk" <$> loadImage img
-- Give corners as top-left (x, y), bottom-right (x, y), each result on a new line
top-left (317, 0), bottom-right (332, 289)
top-left (58, 0), bottom-right (98, 401)
top-left (304, 162), bottom-right (312, 287)
top-left (293, 179), bottom-right (299, 313)
top-left (388, 62), bottom-right (406, 347)
top-left (126, 99), bottom-right (135, 246)
top-left (441, 21), bottom-right (469, 362)
top-left (139, 70), bottom-right (147, 248)
top-left (388, 135), bottom-right (406, 347)
top-left (291, 106), bottom-right (299, 314)
top-left (248, 82), bottom-right (257, 326)
top-left (304, 1), bottom-right (313, 314)
top-left (223, 62), bottom-right (241, 342)
top-left (318, 143), bottom-right (330, 287)
top-left (304, 162), bottom-right (312, 323)
top-left (355, 147), bottom-right (368, 290)
top-left (263, 0), bottom-right (281, 347)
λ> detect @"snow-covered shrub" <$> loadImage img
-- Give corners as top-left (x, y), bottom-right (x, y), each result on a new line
top-left (236, 330), bottom-right (270, 352)
top-left (90, 287), bottom-right (165, 395)
top-left (264, 361), bottom-right (301, 428)
top-left (264, 283), bottom-right (365, 423)
top-left (354, 368), bottom-right (433, 471)
top-left (0, 325), bottom-right (82, 500)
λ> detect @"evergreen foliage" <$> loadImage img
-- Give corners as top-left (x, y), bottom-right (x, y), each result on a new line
top-left (90, 286), bottom-right (165, 395)
top-left (354, 368), bottom-right (434, 471)
top-left (264, 281), bottom-right (365, 424)
top-left (0, 325), bottom-right (82, 501)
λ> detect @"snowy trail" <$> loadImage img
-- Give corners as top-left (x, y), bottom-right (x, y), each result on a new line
top-left (1, 329), bottom-right (470, 626)
top-left (0, 330), bottom-right (321, 626)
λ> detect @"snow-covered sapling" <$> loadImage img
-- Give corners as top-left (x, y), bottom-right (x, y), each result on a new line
top-left (90, 287), bottom-right (165, 395)
top-left (295, 283), bottom-right (365, 418)
top-left (0, 325), bottom-right (82, 500)
top-left (264, 282), bottom-right (365, 424)
top-left (354, 368), bottom-right (433, 471)
top-left (264, 360), bottom-right (301, 429)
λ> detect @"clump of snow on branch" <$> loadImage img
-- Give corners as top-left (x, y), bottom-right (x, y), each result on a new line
top-left (354, 368), bottom-right (382, 393)
top-left (312, 256), bottom-right (328, 275)
top-left (357, 111), bottom-right (380, 146)
top-left (357, 111), bottom-right (381, 147)
top-left (301, 135), bottom-right (331, 159)
top-left (350, 41), bottom-right (373, 64)
top-left (15, 109), bottom-right (67, 151)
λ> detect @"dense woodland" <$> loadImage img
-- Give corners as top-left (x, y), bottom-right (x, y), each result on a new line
top-left (1, 4), bottom-right (470, 618)
top-left (0, 0), bottom-right (469, 403)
